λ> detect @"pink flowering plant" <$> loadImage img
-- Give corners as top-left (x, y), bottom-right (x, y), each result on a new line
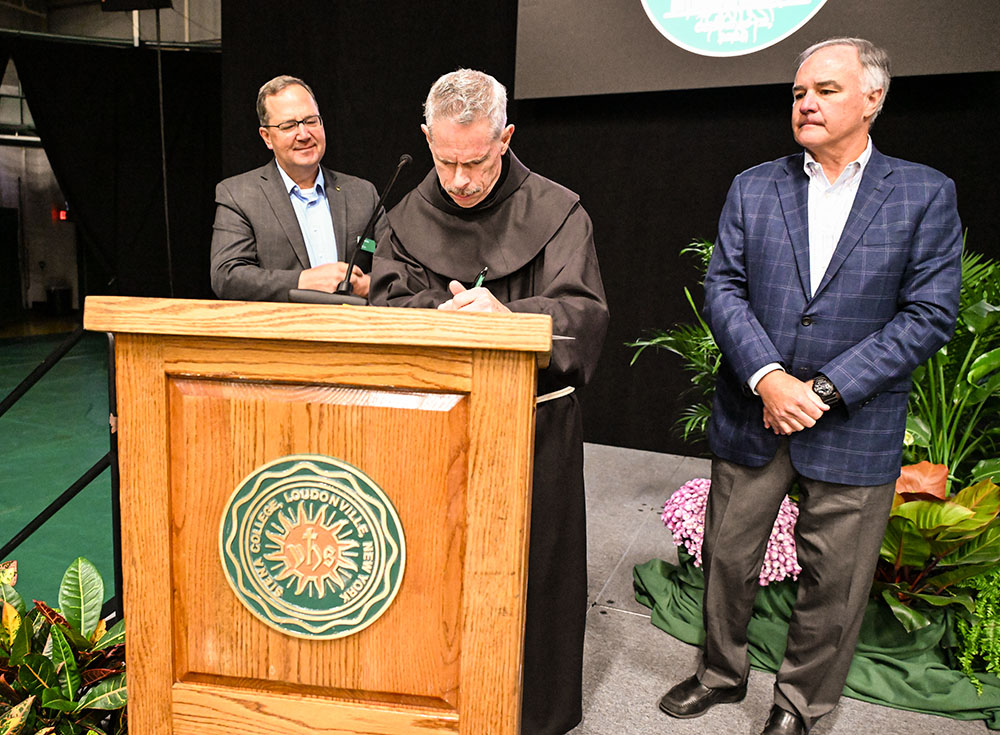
top-left (662, 478), bottom-right (802, 586)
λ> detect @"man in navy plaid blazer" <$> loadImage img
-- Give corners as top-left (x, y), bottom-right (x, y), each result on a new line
top-left (658, 38), bottom-right (962, 735)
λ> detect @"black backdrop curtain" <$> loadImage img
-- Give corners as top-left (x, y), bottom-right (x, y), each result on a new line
top-left (220, 0), bottom-right (1000, 455)
top-left (4, 34), bottom-right (220, 299)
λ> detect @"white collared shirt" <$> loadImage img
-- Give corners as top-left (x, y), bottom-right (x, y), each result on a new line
top-left (746, 138), bottom-right (872, 393)
top-left (275, 162), bottom-right (339, 266)
top-left (803, 137), bottom-right (872, 297)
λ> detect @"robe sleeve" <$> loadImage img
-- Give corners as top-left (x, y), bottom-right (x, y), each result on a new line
top-left (505, 204), bottom-right (608, 390)
top-left (369, 229), bottom-right (452, 309)
top-left (370, 203), bottom-right (608, 391)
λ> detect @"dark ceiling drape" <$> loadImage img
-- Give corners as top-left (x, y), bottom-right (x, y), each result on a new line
top-left (6, 34), bottom-right (220, 299)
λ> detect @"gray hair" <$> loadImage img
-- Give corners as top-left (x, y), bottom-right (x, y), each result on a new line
top-left (423, 69), bottom-right (508, 139)
top-left (256, 75), bottom-right (318, 126)
top-left (796, 37), bottom-right (891, 122)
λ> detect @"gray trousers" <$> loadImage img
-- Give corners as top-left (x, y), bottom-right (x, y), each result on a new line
top-left (697, 440), bottom-right (895, 731)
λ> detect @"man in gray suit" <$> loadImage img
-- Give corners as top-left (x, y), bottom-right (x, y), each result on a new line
top-left (211, 75), bottom-right (384, 302)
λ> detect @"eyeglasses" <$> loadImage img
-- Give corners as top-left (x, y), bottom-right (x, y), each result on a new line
top-left (261, 114), bottom-right (323, 133)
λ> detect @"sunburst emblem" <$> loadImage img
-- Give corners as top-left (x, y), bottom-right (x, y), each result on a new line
top-left (265, 502), bottom-right (361, 598)
top-left (220, 454), bottom-right (406, 639)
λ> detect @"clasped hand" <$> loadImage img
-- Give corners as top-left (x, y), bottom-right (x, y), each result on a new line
top-left (756, 370), bottom-right (828, 435)
top-left (437, 280), bottom-right (510, 313)
top-left (297, 262), bottom-right (370, 298)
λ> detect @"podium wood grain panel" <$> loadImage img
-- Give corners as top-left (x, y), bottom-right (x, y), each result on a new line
top-left (85, 296), bottom-right (551, 364)
top-left (90, 298), bottom-right (547, 734)
top-left (169, 377), bottom-right (466, 708)
top-left (171, 682), bottom-right (459, 735)
top-left (457, 350), bottom-right (537, 734)
top-left (161, 337), bottom-right (473, 393)
top-left (114, 334), bottom-right (176, 732)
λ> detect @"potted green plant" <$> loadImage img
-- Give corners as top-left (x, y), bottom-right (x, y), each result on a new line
top-left (904, 244), bottom-right (1000, 492)
top-left (0, 558), bottom-right (126, 735)
top-left (629, 238), bottom-right (718, 441)
top-left (876, 462), bottom-right (1000, 630)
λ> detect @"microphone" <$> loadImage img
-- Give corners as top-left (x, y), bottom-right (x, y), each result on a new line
top-left (289, 154), bottom-right (412, 306)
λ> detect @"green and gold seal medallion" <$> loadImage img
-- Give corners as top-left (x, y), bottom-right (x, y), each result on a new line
top-left (220, 454), bottom-right (405, 639)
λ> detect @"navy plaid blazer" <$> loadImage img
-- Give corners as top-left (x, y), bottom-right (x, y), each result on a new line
top-left (703, 147), bottom-right (962, 485)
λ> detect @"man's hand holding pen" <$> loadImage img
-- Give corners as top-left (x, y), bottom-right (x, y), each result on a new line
top-left (437, 266), bottom-right (509, 313)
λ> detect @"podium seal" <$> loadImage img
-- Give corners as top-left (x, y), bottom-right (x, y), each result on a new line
top-left (220, 454), bottom-right (405, 639)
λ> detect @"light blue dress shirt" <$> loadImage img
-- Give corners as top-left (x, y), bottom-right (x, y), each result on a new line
top-left (275, 163), bottom-right (339, 266)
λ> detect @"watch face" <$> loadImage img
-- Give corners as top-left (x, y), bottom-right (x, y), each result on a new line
top-left (812, 376), bottom-right (838, 405)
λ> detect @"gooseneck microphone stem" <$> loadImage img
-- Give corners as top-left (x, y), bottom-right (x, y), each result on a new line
top-left (336, 153), bottom-right (412, 295)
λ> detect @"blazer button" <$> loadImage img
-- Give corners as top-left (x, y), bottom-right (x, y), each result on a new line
top-left (801, 316), bottom-right (813, 326)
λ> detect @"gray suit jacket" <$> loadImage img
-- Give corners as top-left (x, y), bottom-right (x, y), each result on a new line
top-left (210, 160), bottom-right (385, 301)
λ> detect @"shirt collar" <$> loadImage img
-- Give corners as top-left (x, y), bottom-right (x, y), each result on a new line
top-left (803, 136), bottom-right (872, 186)
top-left (275, 161), bottom-right (324, 197)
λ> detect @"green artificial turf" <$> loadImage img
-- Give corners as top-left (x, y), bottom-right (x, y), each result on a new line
top-left (0, 331), bottom-right (116, 607)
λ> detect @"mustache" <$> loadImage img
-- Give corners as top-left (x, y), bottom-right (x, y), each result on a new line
top-left (446, 185), bottom-right (483, 197)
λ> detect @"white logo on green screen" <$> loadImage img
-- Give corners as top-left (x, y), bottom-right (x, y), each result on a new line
top-left (640, 0), bottom-right (828, 57)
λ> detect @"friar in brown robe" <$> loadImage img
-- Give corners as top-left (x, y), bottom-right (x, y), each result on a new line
top-left (370, 67), bottom-right (608, 735)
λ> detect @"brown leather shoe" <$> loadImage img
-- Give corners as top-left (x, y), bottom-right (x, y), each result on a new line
top-left (658, 674), bottom-right (747, 718)
top-left (761, 705), bottom-right (806, 735)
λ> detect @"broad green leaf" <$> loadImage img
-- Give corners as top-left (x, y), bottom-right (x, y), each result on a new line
top-left (49, 627), bottom-right (80, 702)
top-left (2, 602), bottom-right (20, 647)
top-left (880, 588), bottom-right (932, 633)
top-left (54, 720), bottom-right (82, 735)
top-left (891, 499), bottom-right (975, 535)
top-left (0, 585), bottom-right (25, 619)
top-left (963, 298), bottom-right (1000, 335)
top-left (0, 695), bottom-right (34, 735)
top-left (968, 347), bottom-right (1000, 395)
top-left (900, 588), bottom-right (975, 614)
top-left (970, 458), bottom-right (1000, 485)
top-left (75, 673), bottom-right (126, 711)
top-left (17, 654), bottom-right (56, 696)
top-left (941, 520), bottom-right (1000, 565)
top-left (948, 478), bottom-right (1000, 532)
top-left (39, 688), bottom-right (77, 713)
top-left (92, 621), bottom-right (124, 652)
top-left (923, 562), bottom-right (998, 590)
top-left (32, 602), bottom-right (89, 652)
top-left (905, 414), bottom-right (932, 448)
top-left (879, 516), bottom-right (932, 567)
top-left (9, 611), bottom-right (33, 666)
top-left (58, 560), bottom-right (103, 640)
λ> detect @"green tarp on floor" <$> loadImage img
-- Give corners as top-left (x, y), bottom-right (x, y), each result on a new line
top-left (0, 333), bottom-right (115, 605)
top-left (634, 555), bottom-right (1000, 729)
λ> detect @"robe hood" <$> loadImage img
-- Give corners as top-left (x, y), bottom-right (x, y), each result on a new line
top-left (386, 150), bottom-right (580, 281)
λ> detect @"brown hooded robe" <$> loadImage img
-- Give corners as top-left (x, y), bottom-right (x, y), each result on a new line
top-left (370, 151), bottom-right (608, 735)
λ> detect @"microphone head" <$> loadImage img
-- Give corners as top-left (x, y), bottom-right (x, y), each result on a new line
top-left (399, 154), bottom-right (413, 166)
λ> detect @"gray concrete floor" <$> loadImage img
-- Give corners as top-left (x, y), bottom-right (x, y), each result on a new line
top-left (572, 443), bottom-right (987, 735)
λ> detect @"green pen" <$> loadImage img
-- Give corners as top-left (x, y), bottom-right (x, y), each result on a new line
top-left (472, 266), bottom-right (489, 288)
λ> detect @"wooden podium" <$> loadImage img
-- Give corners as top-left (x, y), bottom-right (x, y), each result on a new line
top-left (83, 296), bottom-right (552, 735)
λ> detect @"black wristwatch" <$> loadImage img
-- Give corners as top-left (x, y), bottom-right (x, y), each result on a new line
top-left (811, 373), bottom-right (841, 406)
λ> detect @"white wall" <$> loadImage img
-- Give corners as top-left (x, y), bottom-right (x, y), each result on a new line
top-left (46, 1), bottom-right (220, 44)
top-left (0, 144), bottom-right (78, 309)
